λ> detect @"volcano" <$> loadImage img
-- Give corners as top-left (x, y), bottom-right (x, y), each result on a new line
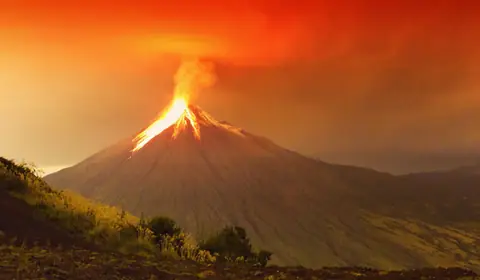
top-left (45, 104), bottom-right (480, 270)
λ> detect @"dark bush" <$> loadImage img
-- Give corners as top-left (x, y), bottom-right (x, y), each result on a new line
top-left (199, 226), bottom-right (272, 266)
top-left (256, 249), bottom-right (273, 267)
top-left (147, 216), bottom-right (182, 244)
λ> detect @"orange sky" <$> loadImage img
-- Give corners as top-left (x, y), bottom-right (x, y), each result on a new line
top-left (1, 0), bottom-right (480, 172)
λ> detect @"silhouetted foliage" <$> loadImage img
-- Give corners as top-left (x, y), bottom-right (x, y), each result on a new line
top-left (147, 216), bottom-right (182, 244)
top-left (199, 226), bottom-right (272, 266)
top-left (0, 157), bottom-right (36, 193)
top-left (257, 249), bottom-right (273, 267)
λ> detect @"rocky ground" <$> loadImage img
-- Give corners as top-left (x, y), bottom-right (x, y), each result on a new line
top-left (0, 239), bottom-right (477, 280)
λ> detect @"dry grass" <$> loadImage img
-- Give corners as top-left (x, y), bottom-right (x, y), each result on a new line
top-left (0, 158), bottom-right (215, 263)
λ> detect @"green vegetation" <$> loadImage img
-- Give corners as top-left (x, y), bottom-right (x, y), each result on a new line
top-left (199, 226), bottom-right (272, 267)
top-left (148, 216), bottom-right (182, 241)
top-left (0, 157), bottom-right (269, 266)
top-left (1, 157), bottom-right (156, 255)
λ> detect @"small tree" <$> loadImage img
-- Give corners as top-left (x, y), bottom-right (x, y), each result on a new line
top-left (256, 250), bottom-right (273, 267)
top-left (199, 225), bottom-right (272, 266)
top-left (147, 216), bottom-right (182, 245)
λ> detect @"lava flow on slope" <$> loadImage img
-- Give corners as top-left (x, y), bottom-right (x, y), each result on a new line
top-left (132, 59), bottom-right (216, 152)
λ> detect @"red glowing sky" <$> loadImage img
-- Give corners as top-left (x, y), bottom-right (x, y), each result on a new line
top-left (1, 0), bottom-right (480, 172)
top-left (4, 1), bottom-right (477, 64)
top-left (2, 0), bottom-right (318, 64)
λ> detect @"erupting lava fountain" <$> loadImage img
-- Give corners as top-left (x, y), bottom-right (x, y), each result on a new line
top-left (133, 59), bottom-right (216, 152)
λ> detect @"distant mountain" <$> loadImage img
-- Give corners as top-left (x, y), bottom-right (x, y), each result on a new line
top-left (314, 152), bottom-right (480, 175)
top-left (45, 105), bottom-right (480, 271)
top-left (451, 163), bottom-right (480, 175)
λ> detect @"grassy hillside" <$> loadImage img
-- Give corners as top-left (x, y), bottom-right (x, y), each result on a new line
top-left (0, 157), bottom-right (478, 279)
top-left (0, 157), bottom-right (225, 262)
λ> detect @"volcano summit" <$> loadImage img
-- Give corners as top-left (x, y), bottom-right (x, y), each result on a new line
top-left (45, 104), bottom-right (480, 270)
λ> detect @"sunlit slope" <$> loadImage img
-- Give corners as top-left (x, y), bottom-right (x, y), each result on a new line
top-left (45, 107), bottom-right (480, 270)
top-left (0, 157), bottom-right (137, 250)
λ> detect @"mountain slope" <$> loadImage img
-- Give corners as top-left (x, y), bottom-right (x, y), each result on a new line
top-left (3, 158), bottom-right (478, 279)
top-left (452, 163), bottom-right (480, 175)
top-left (45, 106), bottom-right (480, 270)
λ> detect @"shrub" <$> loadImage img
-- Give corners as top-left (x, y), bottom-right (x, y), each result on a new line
top-left (147, 216), bottom-right (182, 244)
top-left (256, 249), bottom-right (273, 267)
top-left (199, 226), bottom-right (272, 266)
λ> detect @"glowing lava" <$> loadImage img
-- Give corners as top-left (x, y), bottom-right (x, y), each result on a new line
top-left (132, 59), bottom-right (215, 152)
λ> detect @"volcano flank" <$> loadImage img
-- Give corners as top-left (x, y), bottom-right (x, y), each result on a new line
top-left (45, 105), bottom-right (480, 271)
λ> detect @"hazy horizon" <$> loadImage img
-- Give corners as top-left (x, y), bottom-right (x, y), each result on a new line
top-left (35, 149), bottom-right (480, 176)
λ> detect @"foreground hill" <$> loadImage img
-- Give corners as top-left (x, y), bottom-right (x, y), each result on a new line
top-left (2, 244), bottom-right (479, 280)
top-left (45, 106), bottom-right (480, 271)
top-left (2, 243), bottom-right (478, 280)
top-left (1, 157), bottom-right (478, 279)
